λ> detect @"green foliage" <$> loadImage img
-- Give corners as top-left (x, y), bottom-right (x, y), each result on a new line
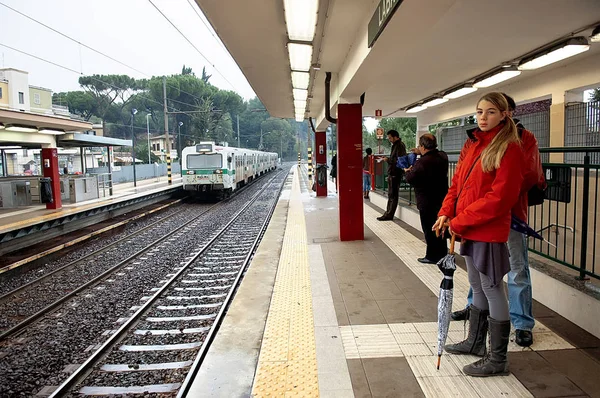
top-left (591, 88), bottom-right (600, 102)
top-left (377, 117), bottom-right (417, 149)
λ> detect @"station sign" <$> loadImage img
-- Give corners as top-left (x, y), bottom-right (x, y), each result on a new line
top-left (375, 109), bottom-right (382, 117)
top-left (368, 0), bottom-right (404, 48)
top-left (376, 128), bottom-right (385, 139)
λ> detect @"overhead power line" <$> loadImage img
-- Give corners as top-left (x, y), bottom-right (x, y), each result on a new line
top-left (0, 42), bottom-right (199, 121)
top-left (0, 1), bottom-right (216, 108)
top-left (147, 0), bottom-right (237, 90)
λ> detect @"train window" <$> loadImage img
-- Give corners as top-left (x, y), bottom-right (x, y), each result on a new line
top-left (187, 154), bottom-right (222, 168)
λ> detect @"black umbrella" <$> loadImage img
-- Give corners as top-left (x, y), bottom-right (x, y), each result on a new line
top-left (436, 233), bottom-right (457, 370)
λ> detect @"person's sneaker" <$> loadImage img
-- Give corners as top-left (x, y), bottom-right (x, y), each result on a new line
top-left (377, 216), bottom-right (393, 221)
top-left (515, 329), bottom-right (533, 347)
top-left (417, 257), bottom-right (436, 264)
top-left (451, 306), bottom-right (471, 321)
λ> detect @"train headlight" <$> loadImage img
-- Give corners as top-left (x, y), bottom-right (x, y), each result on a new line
top-left (214, 169), bottom-right (223, 174)
top-left (186, 170), bottom-right (194, 175)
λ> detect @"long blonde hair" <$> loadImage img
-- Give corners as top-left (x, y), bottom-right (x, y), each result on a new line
top-left (477, 92), bottom-right (520, 172)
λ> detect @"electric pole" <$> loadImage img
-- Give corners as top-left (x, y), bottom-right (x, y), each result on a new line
top-left (163, 76), bottom-right (172, 184)
top-left (237, 115), bottom-right (240, 148)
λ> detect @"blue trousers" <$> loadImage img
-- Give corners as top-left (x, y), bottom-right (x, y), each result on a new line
top-left (465, 229), bottom-right (535, 331)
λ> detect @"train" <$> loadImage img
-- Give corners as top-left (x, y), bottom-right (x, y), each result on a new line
top-left (181, 142), bottom-right (279, 197)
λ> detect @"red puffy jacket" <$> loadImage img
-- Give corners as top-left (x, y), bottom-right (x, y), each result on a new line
top-left (513, 124), bottom-right (546, 221)
top-left (438, 123), bottom-right (524, 243)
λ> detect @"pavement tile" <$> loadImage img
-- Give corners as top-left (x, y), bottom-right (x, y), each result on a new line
top-left (538, 349), bottom-right (600, 398)
top-left (361, 357), bottom-right (425, 398)
top-left (508, 351), bottom-right (585, 398)
top-left (346, 359), bottom-right (372, 398)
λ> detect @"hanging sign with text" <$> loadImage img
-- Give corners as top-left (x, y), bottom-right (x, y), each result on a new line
top-left (368, 0), bottom-right (404, 48)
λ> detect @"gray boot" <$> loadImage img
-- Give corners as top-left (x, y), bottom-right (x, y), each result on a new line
top-left (463, 317), bottom-right (510, 377)
top-left (444, 305), bottom-right (488, 356)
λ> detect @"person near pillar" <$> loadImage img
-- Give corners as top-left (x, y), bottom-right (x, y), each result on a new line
top-left (377, 130), bottom-right (407, 221)
top-left (330, 153), bottom-right (337, 191)
top-left (363, 148), bottom-right (373, 199)
top-left (404, 134), bottom-right (449, 264)
top-left (451, 93), bottom-right (546, 348)
top-left (433, 92), bottom-right (524, 377)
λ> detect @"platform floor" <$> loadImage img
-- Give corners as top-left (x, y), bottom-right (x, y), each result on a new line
top-left (192, 166), bottom-right (600, 397)
top-left (0, 175), bottom-right (182, 234)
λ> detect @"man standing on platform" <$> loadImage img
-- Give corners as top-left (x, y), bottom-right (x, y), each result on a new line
top-left (405, 134), bottom-right (449, 263)
top-left (377, 130), bottom-right (407, 221)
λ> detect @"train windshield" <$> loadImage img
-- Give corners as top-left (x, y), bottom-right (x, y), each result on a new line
top-left (186, 154), bottom-right (222, 169)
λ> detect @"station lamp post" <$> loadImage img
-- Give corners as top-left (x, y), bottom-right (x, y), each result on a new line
top-left (131, 108), bottom-right (138, 187)
top-left (146, 113), bottom-right (152, 164)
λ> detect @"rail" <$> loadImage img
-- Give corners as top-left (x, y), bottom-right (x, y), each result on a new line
top-left (368, 146), bottom-right (600, 280)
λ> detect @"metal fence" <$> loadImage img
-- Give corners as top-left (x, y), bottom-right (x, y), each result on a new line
top-left (369, 146), bottom-right (600, 280)
top-left (565, 101), bottom-right (600, 164)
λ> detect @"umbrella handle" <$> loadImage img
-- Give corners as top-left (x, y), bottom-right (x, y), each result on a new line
top-left (450, 234), bottom-right (456, 255)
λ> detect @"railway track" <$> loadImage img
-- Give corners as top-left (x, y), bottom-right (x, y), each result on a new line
top-left (50, 169), bottom-right (287, 397)
top-left (0, 169), bottom-right (287, 397)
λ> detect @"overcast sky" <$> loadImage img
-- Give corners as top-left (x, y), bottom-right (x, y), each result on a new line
top-left (0, 0), bottom-right (256, 100)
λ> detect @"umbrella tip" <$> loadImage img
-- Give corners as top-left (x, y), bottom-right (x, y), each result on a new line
top-left (436, 355), bottom-right (441, 370)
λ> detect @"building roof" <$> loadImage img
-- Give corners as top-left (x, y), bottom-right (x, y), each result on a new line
top-left (58, 133), bottom-right (132, 148)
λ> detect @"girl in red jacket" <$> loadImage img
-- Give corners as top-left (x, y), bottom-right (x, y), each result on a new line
top-left (433, 92), bottom-right (524, 377)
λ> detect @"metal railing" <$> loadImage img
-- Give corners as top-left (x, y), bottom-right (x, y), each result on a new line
top-left (368, 146), bottom-right (600, 280)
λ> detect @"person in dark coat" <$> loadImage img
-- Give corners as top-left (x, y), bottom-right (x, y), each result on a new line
top-left (404, 134), bottom-right (449, 263)
top-left (377, 130), bottom-right (407, 221)
top-left (330, 153), bottom-right (337, 191)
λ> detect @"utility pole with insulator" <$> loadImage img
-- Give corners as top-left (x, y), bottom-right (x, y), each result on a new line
top-left (163, 76), bottom-right (172, 184)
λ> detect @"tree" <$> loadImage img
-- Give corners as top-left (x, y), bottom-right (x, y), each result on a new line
top-left (201, 66), bottom-right (212, 83)
top-left (591, 88), bottom-right (600, 102)
top-left (377, 117), bottom-right (417, 149)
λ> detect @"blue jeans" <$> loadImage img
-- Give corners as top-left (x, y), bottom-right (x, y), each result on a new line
top-left (465, 229), bottom-right (535, 331)
top-left (363, 173), bottom-right (371, 192)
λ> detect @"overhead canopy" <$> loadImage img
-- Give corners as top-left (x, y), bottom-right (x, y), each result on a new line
top-left (58, 133), bottom-right (131, 148)
top-left (195, 0), bottom-right (600, 128)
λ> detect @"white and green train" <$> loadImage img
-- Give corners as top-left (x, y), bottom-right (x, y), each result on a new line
top-left (181, 142), bottom-right (279, 197)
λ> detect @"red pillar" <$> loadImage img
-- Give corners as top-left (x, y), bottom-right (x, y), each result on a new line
top-left (337, 104), bottom-right (364, 241)
top-left (315, 131), bottom-right (327, 197)
top-left (41, 148), bottom-right (62, 209)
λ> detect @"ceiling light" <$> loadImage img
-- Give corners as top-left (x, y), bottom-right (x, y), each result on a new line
top-left (422, 98), bottom-right (449, 107)
top-left (6, 124), bottom-right (38, 133)
top-left (591, 25), bottom-right (600, 42)
top-left (311, 63), bottom-right (321, 70)
top-left (474, 68), bottom-right (521, 88)
top-left (406, 105), bottom-right (427, 113)
top-left (288, 43), bottom-right (313, 72)
top-left (293, 88), bottom-right (308, 101)
top-left (294, 100), bottom-right (307, 109)
top-left (518, 37), bottom-right (590, 70)
top-left (284, 0), bottom-right (319, 41)
top-left (39, 128), bottom-right (66, 135)
top-left (295, 115), bottom-right (305, 122)
top-left (444, 86), bottom-right (478, 99)
top-left (291, 71), bottom-right (310, 89)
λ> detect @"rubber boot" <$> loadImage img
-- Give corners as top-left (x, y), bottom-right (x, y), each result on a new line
top-left (463, 317), bottom-right (510, 377)
top-left (444, 305), bottom-right (489, 356)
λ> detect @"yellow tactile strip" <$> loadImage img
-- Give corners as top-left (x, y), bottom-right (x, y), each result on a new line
top-left (252, 170), bottom-right (319, 397)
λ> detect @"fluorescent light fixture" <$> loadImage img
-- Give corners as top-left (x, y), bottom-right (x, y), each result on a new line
top-left (422, 98), bottom-right (449, 107)
top-left (518, 37), bottom-right (590, 70)
top-left (444, 86), bottom-right (478, 99)
top-left (293, 88), bottom-right (308, 101)
top-left (295, 115), bottom-right (305, 122)
top-left (591, 26), bottom-right (600, 43)
top-left (288, 43), bottom-right (313, 72)
top-left (474, 68), bottom-right (521, 88)
top-left (291, 71), bottom-right (310, 89)
top-left (406, 105), bottom-right (427, 113)
top-left (39, 128), bottom-right (66, 135)
top-left (294, 100), bottom-right (307, 109)
top-left (6, 124), bottom-right (38, 133)
top-left (284, 0), bottom-right (319, 41)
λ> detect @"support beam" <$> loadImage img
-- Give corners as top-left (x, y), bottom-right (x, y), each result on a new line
top-left (337, 104), bottom-right (364, 241)
top-left (41, 148), bottom-right (62, 210)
